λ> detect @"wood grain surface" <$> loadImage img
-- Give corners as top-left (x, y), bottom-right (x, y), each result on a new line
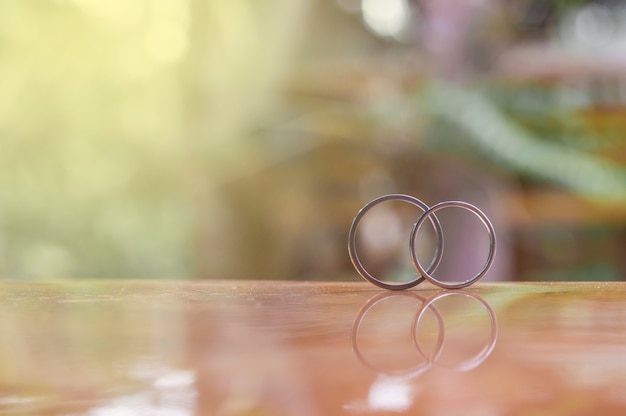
top-left (0, 280), bottom-right (625, 415)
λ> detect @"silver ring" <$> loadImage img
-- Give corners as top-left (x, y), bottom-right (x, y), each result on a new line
top-left (348, 194), bottom-right (444, 290)
top-left (412, 290), bottom-right (498, 371)
top-left (351, 291), bottom-right (445, 378)
top-left (409, 200), bottom-right (496, 289)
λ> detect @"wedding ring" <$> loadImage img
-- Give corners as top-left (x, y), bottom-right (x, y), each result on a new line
top-left (409, 200), bottom-right (496, 289)
top-left (348, 194), bottom-right (444, 290)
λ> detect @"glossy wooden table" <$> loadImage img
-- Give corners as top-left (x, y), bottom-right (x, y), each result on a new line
top-left (1, 280), bottom-right (626, 415)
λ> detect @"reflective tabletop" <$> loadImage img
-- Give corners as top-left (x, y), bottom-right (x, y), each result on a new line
top-left (1, 280), bottom-right (626, 415)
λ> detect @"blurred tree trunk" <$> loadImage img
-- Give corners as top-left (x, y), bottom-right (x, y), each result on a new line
top-left (182, 0), bottom-right (310, 279)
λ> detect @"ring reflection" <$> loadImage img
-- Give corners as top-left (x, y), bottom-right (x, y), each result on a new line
top-left (352, 290), bottom-right (498, 376)
top-left (413, 290), bottom-right (498, 372)
top-left (351, 291), bottom-right (445, 379)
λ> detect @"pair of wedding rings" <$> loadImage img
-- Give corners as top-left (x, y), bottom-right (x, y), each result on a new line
top-left (348, 194), bottom-right (496, 290)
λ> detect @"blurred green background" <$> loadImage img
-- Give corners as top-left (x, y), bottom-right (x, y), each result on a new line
top-left (1, 0), bottom-right (625, 281)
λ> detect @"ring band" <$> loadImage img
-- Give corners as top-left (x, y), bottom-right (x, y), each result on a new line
top-left (348, 194), bottom-right (444, 290)
top-left (409, 200), bottom-right (496, 289)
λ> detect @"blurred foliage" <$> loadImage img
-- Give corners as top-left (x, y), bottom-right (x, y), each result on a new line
top-left (423, 82), bottom-right (626, 202)
top-left (0, 0), bottom-right (311, 280)
top-left (1, 0), bottom-right (625, 280)
top-left (0, 0), bottom-right (192, 278)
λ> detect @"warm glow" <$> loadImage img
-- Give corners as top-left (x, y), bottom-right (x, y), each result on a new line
top-left (361, 0), bottom-right (410, 39)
